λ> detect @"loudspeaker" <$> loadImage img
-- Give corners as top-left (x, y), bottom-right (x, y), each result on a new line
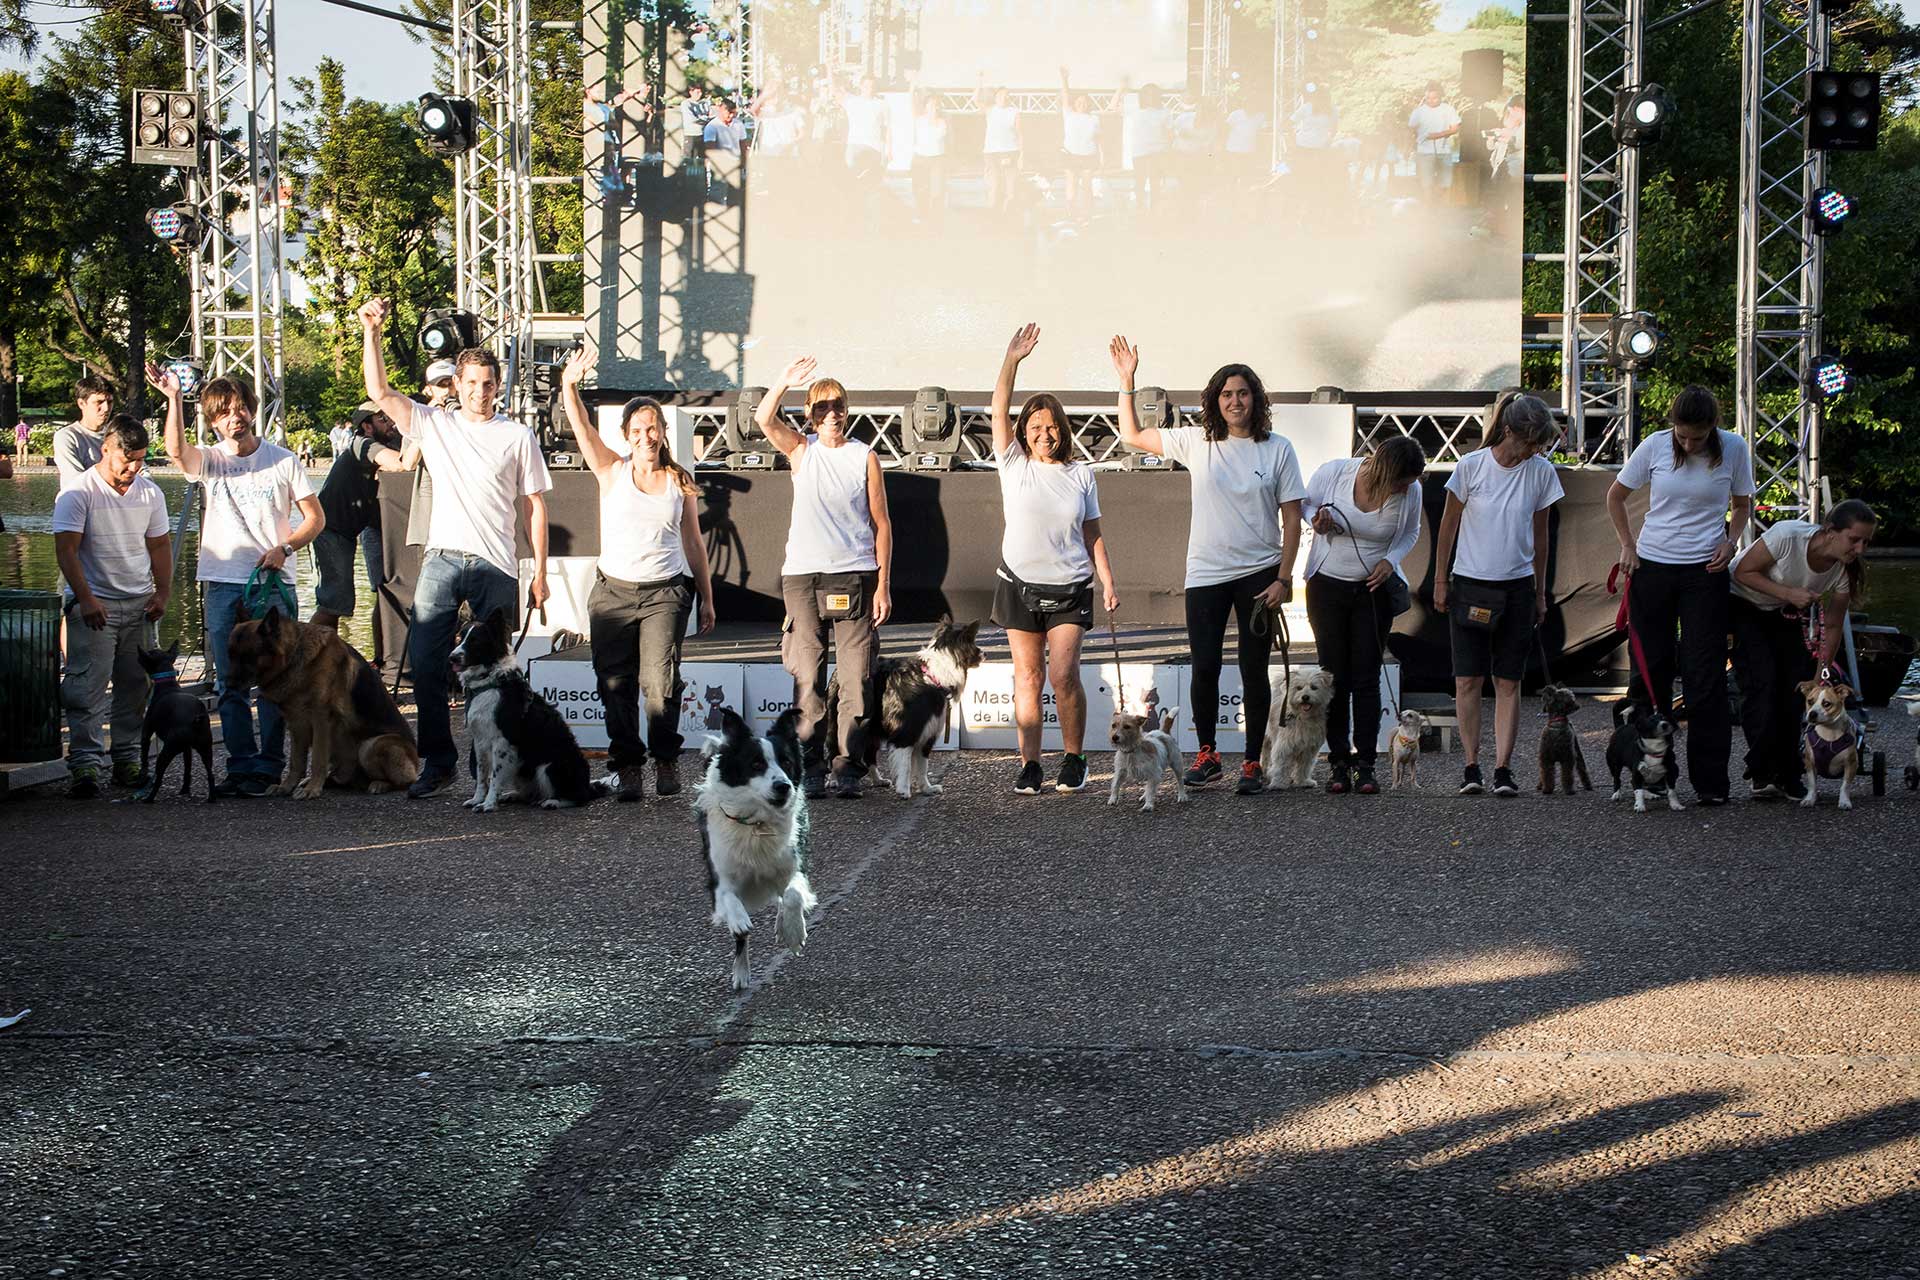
top-left (1462, 48), bottom-right (1505, 103)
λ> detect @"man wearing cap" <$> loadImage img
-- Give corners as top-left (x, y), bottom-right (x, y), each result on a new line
top-left (310, 402), bottom-right (418, 634)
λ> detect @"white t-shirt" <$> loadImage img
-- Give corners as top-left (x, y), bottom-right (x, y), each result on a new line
top-left (844, 95), bottom-right (889, 152)
top-left (402, 403), bottom-right (552, 578)
top-left (1291, 103), bottom-right (1336, 150)
top-left (1061, 110), bottom-right (1099, 156)
top-left (1444, 448), bottom-right (1563, 582)
top-left (913, 113), bottom-right (949, 157)
top-left (784, 437), bottom-right (879, 576)
top-left (701, 117), bottom-right (743, 154)
top-left (1303, 459), bottom-right (1421, 584)
top-left (983, 104), bottom-right (1021, 154)
top-left (1129, 105), bottom-right (1172, 157)
top-left (194, 439), bottom-right (315, 585)
top-left (759, 107), bottom-right (806, 156)
top-left (599, 462), bottom-right (690, 583)
top-left (1617, 429), bottom-right (1757, 564)
top-left (997, 443), bottom-right (1101, 585)
top-left (1225, 108), bottom-right (1264, 154)
top-left (53, 424), bottom-right (105, 489)
top-left (1159, 427), bottom-right (1307, 588)
top-left (51, 468), bottom-right (169, 600)
top-left (1732, 520), bottom-right (1847, 611)
top-left (1409, 101), bottom-right (1460, 154)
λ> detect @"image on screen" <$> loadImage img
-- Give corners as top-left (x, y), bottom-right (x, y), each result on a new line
top-left (653, 0), bottom-right (1526, 394)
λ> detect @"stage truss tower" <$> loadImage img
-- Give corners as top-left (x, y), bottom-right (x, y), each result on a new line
top-left (1735, 0), bottom-right (1828, 522)
top-left (182, 0), bottom-right (288, 439)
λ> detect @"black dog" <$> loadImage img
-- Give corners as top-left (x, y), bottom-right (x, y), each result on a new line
top-left (1606, 700), bottom-right (1683, 813)
top-left (449, 610), bottom-right (605, 810)
top-left (137, 641), bottom-right (215, 803)
top-left (1537, 684), bottom-right (1593, 795)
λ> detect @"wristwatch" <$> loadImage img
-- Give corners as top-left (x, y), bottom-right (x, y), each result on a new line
top-left (279, 541), bottom-right (295, 560)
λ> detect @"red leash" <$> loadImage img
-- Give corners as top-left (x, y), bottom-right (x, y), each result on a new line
top-left (1607, 564), bottom-right (1658, 702)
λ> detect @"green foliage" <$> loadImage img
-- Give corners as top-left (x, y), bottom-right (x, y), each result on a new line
top-left (27, 424), bottom-right (55, 456)
top-left (1339, 0), bottom-right (1441, 37)
top-left (285, 427), bottom-right (333, 459)
top-left (1465, 5), bottom-right (1525, 29)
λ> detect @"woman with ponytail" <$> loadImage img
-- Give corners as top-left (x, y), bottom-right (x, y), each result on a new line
top-left (1729, 499), bottom-right (1876, 800)
top-left (1301, 435), bottom-right (1427, 795)
top-left (561, 346), bottom-right (717, 803)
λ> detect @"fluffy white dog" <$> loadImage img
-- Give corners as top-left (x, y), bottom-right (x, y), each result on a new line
top-left (1260, 669), bottom-right (1336, 789)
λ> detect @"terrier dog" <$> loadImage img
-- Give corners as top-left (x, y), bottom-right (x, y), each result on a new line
top-left (1798, 679), bottom-right (1860, 810)
top-left (1108, 706), bottom-right (1187, 811)
top-left (449, 610), bottom-right (604, 811)
top-left (135, 641), bottom-right (215, 803)
top-left (1388, 709), bottom-right (1429, 790)
top-left (1261, 669), bottom-right (1337, 789)
top-left (697, 707), bottom-right (817, 992)
top-left (1537, 684), bottom-right (1593, 795)
top-left (828, 618), bottom-right (984, 798)
top-left (1606, 701), bottom-right (1683, 812)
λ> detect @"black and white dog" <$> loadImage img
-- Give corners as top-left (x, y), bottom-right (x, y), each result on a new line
top-left (696, 707), bottom-right (817, 992)
top-left (1605, 700), bottom-right (1684, 813)
top-left (827, 618), bottom-right (984, 798)
top-left (449, 609), bottom-right (604, 811)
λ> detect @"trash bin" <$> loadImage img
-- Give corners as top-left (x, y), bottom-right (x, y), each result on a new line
top-left (0, 590), bottom-right (62, 763)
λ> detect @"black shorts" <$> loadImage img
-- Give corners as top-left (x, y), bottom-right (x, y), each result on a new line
top-left (1448, 574), bottom-right (1537, 681)
top-left (992, 567), bottom-right (1093, 634)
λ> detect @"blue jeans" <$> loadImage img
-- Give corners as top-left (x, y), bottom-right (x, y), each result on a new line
top-left (203, 580), bottom-right (288, 780)
top-left (411, 550), bottom-right (519, 774)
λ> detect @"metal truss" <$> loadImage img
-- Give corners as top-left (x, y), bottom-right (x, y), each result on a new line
top-left (182, 0), bottom-right (287, 439)
top-left (1199, 0), bottom-right (1231, 97)
top-left (1736, 0), bottom-right (1827, 524)
top-left (1553, 0), bottom-right (1646, 461)
top-left (1270, 0), bottom-right (1308, 172)
top-left (451, 0), bottom-right (536, 400)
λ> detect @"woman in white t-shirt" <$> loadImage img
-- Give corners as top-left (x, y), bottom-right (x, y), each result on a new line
top-left (1432, 392), bottom-right (1564, 797)
top-left (560, 347), bottom-right (716, 803)
top-left (991, 324), bottom-right (1118, 797)
top-left (1302, 437), bottom-right (1426, 796)
top-left (840, 77), bottom-right (890, 180)
top-left (1111, 335), bottom-right (1305, 796)
top-left (981, 86), bottom-right (1022, 213)
top-left (1728, 499), bottom-right (1876, 800)
top-left (1057, 68), bottom-right (1100, 222)
top-left (1128, 84), bottom-right (1173, 212)
top-left (755, 355), bottom-right (895, 800)
top-left (911, 91), bottom-right (949, 221)
top-left (1606, 386), bottom-right (1756, 804)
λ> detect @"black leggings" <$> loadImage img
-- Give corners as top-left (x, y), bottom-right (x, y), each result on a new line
top-left (1185, 564), bottom-right (1280, 758)
top-left (1626, 558), bottom-right (1732, 796)
top-left (1729, 597), bottom-right (1815, 790)
top-left (1305, 573), bottom-right (1391, 766)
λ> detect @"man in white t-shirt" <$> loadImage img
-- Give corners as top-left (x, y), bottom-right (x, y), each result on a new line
top-left (154, 363), bottom-right (325, 797)
top-left (679, 84), bottom-right (711, 144)
top-left (842, 77), bottom-right (890, 179)
top-left (52, 415), bottom-right (173, 798)
top-left (53, 373), bottom-right (115, 489)
top-left (360, 297), bottom-right (553, 798)
top-left (1407, 81), bottom-right (1460, 202)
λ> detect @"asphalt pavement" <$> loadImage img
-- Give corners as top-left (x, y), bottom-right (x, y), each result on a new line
top-left (4, 700), bottom-right (1917, 1279)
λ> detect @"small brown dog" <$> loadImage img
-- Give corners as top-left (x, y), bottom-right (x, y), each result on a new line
top-left (1537, 684), bottom-right (1593, 794)
top-left (228, 607), bottom-right (421, 799)
top-left (1388, 709), bottom-right (1429, 790)
top-left (1798, 679), bottom-right (1859, 810)
top-left (1108, 706), bottom-right (1188, 811)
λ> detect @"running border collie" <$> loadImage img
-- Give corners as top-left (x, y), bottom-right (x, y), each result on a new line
top-left (696, 707), bottom-right (816, 992)
top-left (827, 618), bottom-right (984, 798)
top-left (449, 609), bottom-right (604, 811)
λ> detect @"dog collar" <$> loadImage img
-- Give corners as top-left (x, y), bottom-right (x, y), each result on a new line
top-left (1546, 714), bottom-right (1569, 725)
top-left (150, 672), bottom-right (178, 683)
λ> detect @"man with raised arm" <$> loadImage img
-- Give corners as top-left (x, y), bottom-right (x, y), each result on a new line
top-left (359, 297), bottom-right (552, 799)
top-left (151, 364), bottom-right (324, 797)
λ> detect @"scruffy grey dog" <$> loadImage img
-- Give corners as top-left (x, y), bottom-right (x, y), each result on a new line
top-left (1538, 684), bottom-right (1593, 795)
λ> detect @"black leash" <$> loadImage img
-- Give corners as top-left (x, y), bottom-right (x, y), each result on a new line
top-left (513, 588), bottom-right (547, 656)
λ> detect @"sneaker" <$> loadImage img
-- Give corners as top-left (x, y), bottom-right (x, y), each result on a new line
top-left (1014, 760), bottom-right (1044, 795)
top-left (1697, 794), bottom-right (1728, 807)
top-left (67, 770), bottom-right (101, 800)
top-left (1054, 753), bottom-right (1088, 793)
top-left (832, 768), bottom-right (863, 800)
top-left (1236, 760), bottom-right (1267, 795)
top-left (1750, 781), bottom-right (1784, 801)
top-left (407, 767), bottom-right (455, 799)
top-left (1326, 764), bottom-right (1350, 795)
top-left (1184, 747), bottom-right (1224, 787)
top-left (1492, 767), bottom-right (1519, 797)
top-left (234, 774), bottom-right (274, 798)
top-left (616, 766), bottom-right (646, 803)
top-left (654, 757), bottom-right (682, 797)
top-left (112, 759), bottom-right (147, 789)
top-left (1354, 766), bottom-right (1379, 795)
top-left (1458, 764), bottom-right (1485, 795)
top-left (802, 769), bottom-right (829, 801)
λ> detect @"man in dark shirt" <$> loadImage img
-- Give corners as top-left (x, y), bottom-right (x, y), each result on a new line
top-left (309, 402), bottom-right (415, 633)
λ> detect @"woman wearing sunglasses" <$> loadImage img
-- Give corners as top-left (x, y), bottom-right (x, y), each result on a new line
top-left (755, 356), bottom-right (895, 800)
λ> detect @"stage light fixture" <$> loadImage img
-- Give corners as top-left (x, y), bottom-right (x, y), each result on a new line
top-left (1604, 310), bottom-right (1665, 373)
top-left (416, 309), bottom-right (479, 359)
top-left (1613, 84), bottom-right (1675, 146)
top-left (1121, 386), bottom-right (1174, 470)
top-left (724, 387), bottom-right (775, 469)
top-left (414, 93), bottom-right (476, 156)
top-left (165, 357), bottom-right (206, 402)
top-left (1809, 355), bottom-right (1851, 398)
top-left (906, 387), bottom-right (959, 471)
top-left (131, 89), bottom-right (199, 166)
top-left (148, 0), bottom-right (199, 17)
top-left (146, 202), bottom-right (205, 250)
top-left (1810, 186), bottom-right (1856, 235)
top-left (1805, 70), bottom-right (1880, 151)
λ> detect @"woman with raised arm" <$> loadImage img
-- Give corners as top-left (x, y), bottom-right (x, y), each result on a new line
top-left (1109, 335), bottom-right (1304, 796)
top-left (755, 355), bottom-right (894, 800)
top-left (992, 324), bottom-right (1118, 796)
top-left (561, 346), bottom-right (715, 803)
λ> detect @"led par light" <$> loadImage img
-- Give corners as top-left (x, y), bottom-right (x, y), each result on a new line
top-left (416, 309), bottom-right (479, 359)
top-left (1604, 311), bottom-right (1665, 373)
top-left (1810, 187), bottom-right (1856, 235)
top-left (1612, 84), bottom-right (1675, 146)
top-left (1809, 355), bottom-right (1851, 398)
top-left (414, 93), bottom-right (477, 156)
top-left (146, 202), bottom-right (204, 250)
top-left (166, 358), bottom-right (206, 402)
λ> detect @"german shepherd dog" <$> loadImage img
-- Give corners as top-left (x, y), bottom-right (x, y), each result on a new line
top-left (227, 607), bottom-right (421, 800)
top-left (826, 618), bottom-right (984, 798)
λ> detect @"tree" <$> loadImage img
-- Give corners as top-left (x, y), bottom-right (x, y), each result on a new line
top-left (1466, 5), bottom-right (1525, 29)
top-left (0, 71), bottom-right (80, 435)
